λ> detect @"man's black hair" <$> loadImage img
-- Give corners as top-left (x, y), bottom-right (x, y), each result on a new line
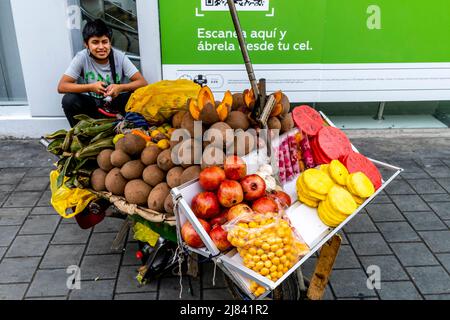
top-left (82, 19), bottom-right (113, 43)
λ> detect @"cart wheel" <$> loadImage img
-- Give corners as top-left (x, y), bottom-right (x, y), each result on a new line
top-left (224, 273), bottom-right (309, 300)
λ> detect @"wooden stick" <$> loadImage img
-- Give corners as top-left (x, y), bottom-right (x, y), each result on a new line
top-left (307, 234), bottom-right (342, 300)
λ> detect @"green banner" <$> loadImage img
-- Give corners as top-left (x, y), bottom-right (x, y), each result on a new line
top-left (159, 0), bottom-right (450, 64)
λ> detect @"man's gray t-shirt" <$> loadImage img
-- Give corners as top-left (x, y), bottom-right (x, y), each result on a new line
top-left (64, 48), bottom-right (139, 98)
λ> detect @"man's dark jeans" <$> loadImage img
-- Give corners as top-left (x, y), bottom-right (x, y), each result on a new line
top-left (62, 92), bottom-right (131, 127)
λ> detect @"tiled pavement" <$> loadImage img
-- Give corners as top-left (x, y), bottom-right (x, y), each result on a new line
top-left (0, 138), bottom-right (449, 300)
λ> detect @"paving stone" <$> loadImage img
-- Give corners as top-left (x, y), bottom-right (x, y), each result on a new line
top-left (376, 222), bottom-right (421, 243)
top-left (93, 217), bottom-right (125, 233)
top-left (36, 191), bottom-right (52, 207)
top-left (24, 296), bottom-right (67, 300)
top-left (322, 285), bottom-right (335, 300)
top-left (400, 169), bottom-right (431, 180)
top-left (377, 281), bottom-right (422, 300)
top-left (436, 178), bottom-right (450, 193)
top-left (158, 275), bottom-right (201, 300)
top-left (390, 195), bottom-right (430, 212)
top-left (415, 159), bottom-right (445, 167)
top-left (347, 233), bottom-right (392, 256)
top-left (15, 177), bottom-right (49, 191)
top-left (403, 211), bottom-right (448, 231)
top-left (338, 232), bottom-right (349, 245)
top-left (406, 266), bottom-right (450, 295)
top-left (40, 244), bottom-right (85, 269)
top-left (300, 257), bottom-right (317, 279)
top-left (427, 202), bottom-right (450, 220)
top-left (436, 254), bottom-right (450, 274)
top-left (424, 166), bottom-right (450, 179)
top-left (384, 180), bottom-right (416, 195)
top-left (0, 226), bottom-right (19, 246)
top-left (202, 288), bottom-right (234, 300)
top-left (0, 284), bottom-right (29, 300)
top-left (26, 269), bottom-right (71, 298)
top-left (115, 266), bottom-right (157, 293)
top-left (19, 215), bottom-right (60, 235)
top-left (0, 257), bottom-right (40, 283)
top-left (424, 294), bottom-right (450, 300)
top-left (420, 193), bottom-right (450, 202)
top-left (27, 167), bottom-right (53, 177)
top-left (202, 262), bottom-right (227, 289)
top-left (366, 204), bottom-right (404, 222)
top-left (390, 243), bottom-right (439, 267)
top-left (5, 234), bottom-right (52, 258)
top-left (69, 280), bottom-right (115, 300)
top-left (360, 255), bottom-right (409, 281)
top-left (0, 192), bottom-right (9, 207)
top-left (3, 192), bottom-right (42, 208)
top-left (0, 185), bottom-right (15, 192)
top-left (114, 292), bottom-right (157, 300)
top-left (419, 231), bottom-right (450, 253)
top-left (445, 220), bottom-right (450, 228)
top-left (329, 269), bottom-right (378, 298)
top-left (30, 206), bottom-right (57, 215)
top-left (0, 247), bottom-right (6, 260)
top-left (0, 208), bottom-right (30, 226)
top-left (121, 243), bottom-right (141, 266)
top-left (333, 245), bottom-right (361, 269)
top-left (80, 255), bottom-right (121, 280)
top-left (86, 233), bottom-right (120, 255)
top-left (343, 214), bottom-right (377, 233)
top-left (52, 223), bottom-right (91, 245)
top-left (0, 171), bottom-right (26, 184)
top-left (370, 195), bottom-right (392, 204)
top-left (407, 179), bottom-right (446, 195)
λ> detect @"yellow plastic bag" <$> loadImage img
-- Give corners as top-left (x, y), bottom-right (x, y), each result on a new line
top-left (50, 170), bottom-right (97, 219)
top-left (125, 79), bottom-right (200, 125)
top-left (133, 222), bottom-right (160, 247)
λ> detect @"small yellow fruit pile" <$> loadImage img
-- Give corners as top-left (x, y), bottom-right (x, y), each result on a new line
top-left (296, 160), bottom-right (376, 227)
top-left (296, 167), bottom-right (334, 208)
top-left (226, 213), bottom-right (309, 297)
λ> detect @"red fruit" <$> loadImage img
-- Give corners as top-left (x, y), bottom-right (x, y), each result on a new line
top-left (217, 180), bottom-right (244, 208)
top-left (209, 208), bottom-right (229, 226)
top-left (191, 192), bottom-right (220, 219)
top-left (199, 166), bottom-right (226, 191)
top-left (227, 203), bottom-right (253, 221)
top-left (292, 105), bottom-right (323, 136)
top-left (240, 174), bottom-right (266, 201)
top-left (252, 197), bottom-right (279, 213)
top-left (268, 190), bottom-right (292, 208)
top-left (209, 225), bottom-right (232, 251)
top-left (181, 219), bottom-right (211, 248)
top-left (224, 155), bottom-right (247, 181)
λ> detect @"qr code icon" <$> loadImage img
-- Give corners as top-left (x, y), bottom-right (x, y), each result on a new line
top-left (202, 0), bottom-right (269, 11)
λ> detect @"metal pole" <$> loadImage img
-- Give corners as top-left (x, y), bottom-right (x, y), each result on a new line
top-left (227, 0), bottom-right (260, 98)
top-left (375, 101), bottom-right (386, 120)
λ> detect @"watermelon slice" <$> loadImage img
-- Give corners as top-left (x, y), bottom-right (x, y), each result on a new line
top-left (310, 137), bottom-right (331, 165)
top-left (342, 152), bottom-right (383, 190)
top-left (317, 126), bottom-right (352, 160)
top-left (292, 105), bottom-right (324, 136)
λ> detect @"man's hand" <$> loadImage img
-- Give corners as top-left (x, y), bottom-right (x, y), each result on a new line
top-left (105, 84), bottom-right (122, 99)
top-left (90, 81), bottom-right (107, 96)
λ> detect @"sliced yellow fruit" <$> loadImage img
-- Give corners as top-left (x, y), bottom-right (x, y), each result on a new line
top-left (327, 186), bottom-right (357, 216)
top-left (318, 202), bottom-right (339, 227)
top-left (302, 169), bottom-right (335, 195)
top-left (298, 193), bottom-right (319, 208)
top-left (296, 175), bottom-right (326, 201)
top-left (347, 172), bottom-right (375, 198)
top-left (329, 160), bottom-right (349, 186)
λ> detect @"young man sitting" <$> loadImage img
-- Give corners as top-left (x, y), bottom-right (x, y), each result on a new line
top-left (58, 19), bottom-right (147, 127)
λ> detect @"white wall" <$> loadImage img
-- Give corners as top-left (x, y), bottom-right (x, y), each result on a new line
top-left (10, 0), bottom-right (74, 117)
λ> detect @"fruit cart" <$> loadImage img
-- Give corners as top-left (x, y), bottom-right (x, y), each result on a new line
top-left (172, 112), bottom-right (403, 300)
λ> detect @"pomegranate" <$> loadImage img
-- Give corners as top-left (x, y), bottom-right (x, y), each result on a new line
top-left (240, 174), bottom-right (266, 201)
top-left (217, 180), bottom-right (244, 208)
top-left (268, 190), bottom-right (292, 209)
top-left (209, 208), bottom-right (229, 226)
top-left (224, 155), bottom-right (247, 181)
top-left (199, 166), bottom-right (226, 191)
top-left (181, 219), bottom-right (211, 248)
top-left (227, 203), bottom-right (253, 221)
top-left (191, 192), bottom-right (220, 219)
top-left (209, 225), bottom-right (232, 251)
top-left (252, 197), bottom-right (279, 213)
